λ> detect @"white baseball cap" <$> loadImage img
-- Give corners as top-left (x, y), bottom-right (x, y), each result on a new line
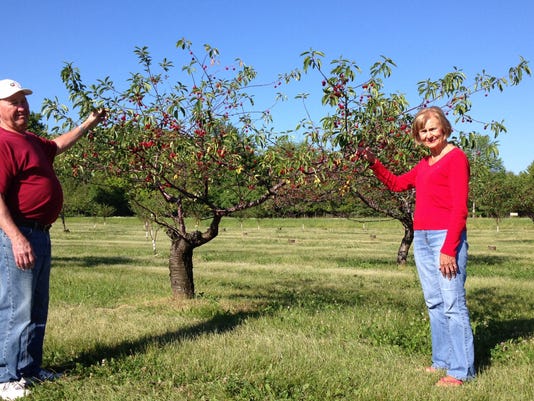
top-left (0, 79), bottom-right (33, 99)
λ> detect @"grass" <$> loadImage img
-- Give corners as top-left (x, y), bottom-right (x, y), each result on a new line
top-left (30, 217), bottom-right (534, 400)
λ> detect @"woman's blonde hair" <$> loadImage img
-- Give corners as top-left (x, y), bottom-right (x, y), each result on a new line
top-left (411, 106), bottom-right (452, 144)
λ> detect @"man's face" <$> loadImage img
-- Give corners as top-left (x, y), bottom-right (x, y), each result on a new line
top-left (0, 92), bottom-right (30, 133)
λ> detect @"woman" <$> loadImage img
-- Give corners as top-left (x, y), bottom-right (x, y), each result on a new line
top-left (359, 106), bottom-right (475, 386)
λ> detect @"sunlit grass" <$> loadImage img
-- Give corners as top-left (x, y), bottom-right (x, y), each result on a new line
top-left (34, 216), bottom-right (534, 400)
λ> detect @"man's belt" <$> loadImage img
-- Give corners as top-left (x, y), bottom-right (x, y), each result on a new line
top-left (16, 219), bottom-right (52, 231)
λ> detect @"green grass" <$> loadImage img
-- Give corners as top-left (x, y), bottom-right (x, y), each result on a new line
top-left (31, 217), bottom-right (534, 400)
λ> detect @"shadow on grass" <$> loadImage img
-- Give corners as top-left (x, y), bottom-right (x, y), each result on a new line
top-left (468, 254), bottom-right (511, 265)
top-left (470, 286), bottom-right (534, 371)
top-left (333, 256), bottom-right (394, 268)
top-left (498, 238), bottom-right (534, 244)
top-left (62, 309), bottom-right (261, 372)
top-left (53, 256), bottom-right (135, 268)
top-left (56, 274), bottom-right (421, 373)
top-left (475, 318), bottom-right (533, 370)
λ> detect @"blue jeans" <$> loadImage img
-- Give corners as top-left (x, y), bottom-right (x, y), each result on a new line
top-left (413, 230), bottom-right (475, 381)
top-left (0, 227), bottom-right (51, 382)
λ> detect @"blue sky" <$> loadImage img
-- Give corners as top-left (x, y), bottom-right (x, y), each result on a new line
top-left (3, 0), bottom-right (533, 173)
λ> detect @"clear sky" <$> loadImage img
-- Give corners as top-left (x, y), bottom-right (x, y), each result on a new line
top-left (3, 0), bottom-right (533, 173)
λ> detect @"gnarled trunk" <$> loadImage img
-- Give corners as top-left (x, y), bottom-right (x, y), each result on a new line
top-left (166, 214), bottom-right (222, 299)
top-left (168, 237), bottom-right (195, 299)
top-left (397, 221), bottom-right (414, 265)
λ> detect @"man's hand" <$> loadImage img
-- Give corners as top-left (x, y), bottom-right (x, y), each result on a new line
top-left (12, 235), bottom-right (35, 270)
top-left (86, 108), bottom-right (107, 129)
top-left (0, 194), bottom-right (35, 270)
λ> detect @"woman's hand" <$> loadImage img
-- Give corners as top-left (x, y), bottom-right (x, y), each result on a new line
top-left (439, 253), bottom-right (458, 279)
top-left (356, 147), bottom-right (377, 165)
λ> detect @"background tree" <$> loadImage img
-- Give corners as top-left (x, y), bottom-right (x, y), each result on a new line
top-left (475, 170), bottom-right (516, 229)
top-left (464, 133), bottom-right (504, 217)
top-left (43, 39), bottom-right (305, 299)
top-left (513, 162), bottom-right (534, 221)
top-left (27, 112), bottom-right (48, 137)
top-left (300, 51), bottom-right (530, 264)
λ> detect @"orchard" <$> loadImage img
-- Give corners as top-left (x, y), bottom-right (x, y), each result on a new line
top-left (43, 39), bottom-right (531, 296)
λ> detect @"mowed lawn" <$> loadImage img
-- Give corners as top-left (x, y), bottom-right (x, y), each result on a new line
top-left (34, 217), bottom-right (534, 400)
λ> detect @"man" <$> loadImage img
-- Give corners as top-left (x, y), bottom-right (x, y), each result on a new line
top-left (0, 79), bottom-right (105, 400)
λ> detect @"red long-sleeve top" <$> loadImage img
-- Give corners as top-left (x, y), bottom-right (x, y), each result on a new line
top-left (370, 147), bottom-right (470, 256)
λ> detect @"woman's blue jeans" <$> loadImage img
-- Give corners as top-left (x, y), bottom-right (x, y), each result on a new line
top-left (0, 227), bottom-right (51, 382)
top-left (413, 229), bottom-right (475, 381)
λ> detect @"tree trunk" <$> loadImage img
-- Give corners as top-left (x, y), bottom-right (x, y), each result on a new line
top-left (165, 214), bottom-right (222, 298)
top-left (354, 190), bottom-right (415, 265)
top-left (60, 213), bottom-right (70, 232)
top-left (168, 237), bottom-right (195, 299)
top-left (396, 221), bottom-right (414, 265)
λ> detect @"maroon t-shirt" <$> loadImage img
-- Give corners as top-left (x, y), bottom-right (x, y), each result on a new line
top-left (0, 127), bottom-right (63, 225)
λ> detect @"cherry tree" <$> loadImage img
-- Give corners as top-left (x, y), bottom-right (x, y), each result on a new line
top-left (299, 51), bottom-right (530, 263)
top-left (43, 39), bottom-right (307, 298)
